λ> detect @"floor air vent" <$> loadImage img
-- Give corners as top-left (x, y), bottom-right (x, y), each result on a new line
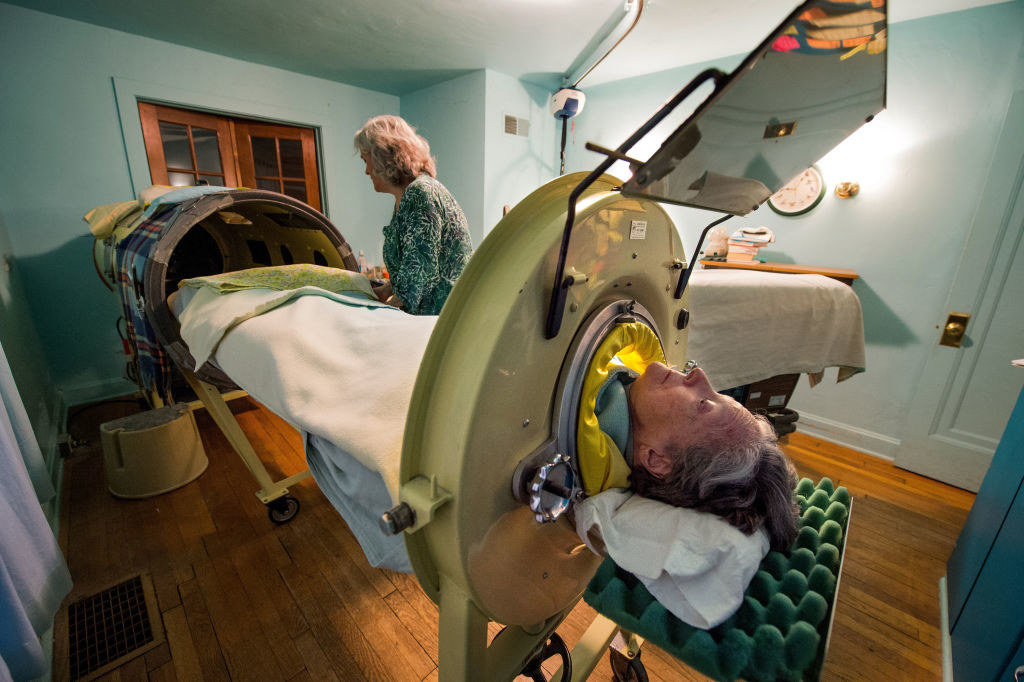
top-left (68, 574), bottom-right (164, 681)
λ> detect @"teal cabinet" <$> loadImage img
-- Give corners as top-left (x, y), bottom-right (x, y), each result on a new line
top-left (946, 384), bottom-right (1024, 681)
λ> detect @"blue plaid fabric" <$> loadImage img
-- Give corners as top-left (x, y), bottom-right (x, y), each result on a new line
top-left (114, 203), bottom-right (182, 402)
top-left (112, 186), bottom-right (231, 401)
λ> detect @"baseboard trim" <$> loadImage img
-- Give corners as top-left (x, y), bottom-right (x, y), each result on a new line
top-left (939, 576), bottom-right (953, 682)
top-left (61, 377), bottom-right (138, 410)
top-left (38, 387), bottom-right (67, 682)
top-left (794, 411), bottom-right (900, 460)
top-left (46, 389), bottom-right (67, 532)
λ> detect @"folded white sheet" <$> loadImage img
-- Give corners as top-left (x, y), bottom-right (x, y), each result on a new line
top-left (177, 285), bottom-right (391, 368)
top-left (574, 488), bottom-right (769, 628)
top-left (179, 287), bottom-right (434, 501)
top-left (686, 269), bottom-right (865, 389)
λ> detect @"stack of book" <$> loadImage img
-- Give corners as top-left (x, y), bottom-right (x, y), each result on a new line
top-left (726, 228), bottom-right (774, 263)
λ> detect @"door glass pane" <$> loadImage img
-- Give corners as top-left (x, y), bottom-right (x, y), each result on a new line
top-left (197, 174), bottom-right (223, 187)
top-left (159, 122), bottom-right (192, 170)
top-left (282, 180), bottom-right (307, 203)
top-left (257, 178), bottom-right (280, 192)
top-left (168, 171), bottom-right (195, 187)
top-left (252, 137), bottom-right (278, 177)
top-left (279, 139), bottom-right (304, 178)
top-left (192, 128), bottom-right (222, 173)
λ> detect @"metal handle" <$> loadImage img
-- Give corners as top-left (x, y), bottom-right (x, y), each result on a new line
top-left (528, 452), bottom-right (576, 523)
top-left (939, 312), bottom-right (970, 348)
top-left (544, 68), bottom-right (727, 339)
top-left (380, 502), bottom-right (415, 535)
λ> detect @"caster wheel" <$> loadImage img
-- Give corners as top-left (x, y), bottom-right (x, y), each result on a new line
top-left (519, 632), bottom-right (571, 682)
top-left (267, 495), bottom-right (300, 524)
top-left (767, 407), bottom-right (799, 424)
top-left (610, 648), bottom-right (648, 682)
top-left (775, 421), bottom-right (798, 436)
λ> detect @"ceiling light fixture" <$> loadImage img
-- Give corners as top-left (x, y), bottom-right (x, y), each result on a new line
top-left (565, 0), bottom-right (645, 89)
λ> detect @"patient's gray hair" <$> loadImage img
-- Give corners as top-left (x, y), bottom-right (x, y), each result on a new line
top-left (630, 416), bottom-right (799, 552)
top-left (353, 115), bottom-right (437, 187)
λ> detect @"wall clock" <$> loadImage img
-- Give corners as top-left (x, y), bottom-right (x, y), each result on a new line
top-left (768, 166), bottom-right (825, 216)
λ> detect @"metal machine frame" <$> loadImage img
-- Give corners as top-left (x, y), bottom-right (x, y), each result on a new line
top-left (391, 0), bottom-right (886, 675)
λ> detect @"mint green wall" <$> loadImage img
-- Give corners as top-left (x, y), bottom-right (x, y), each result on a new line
top-left (564, 3), bottom-right (1024, 455)
top-left (483, 71), bottom-right (558, 236)
top-left (401, 71), bottom-right (488, 247)
top-left (0, 215), bottom-right (59, 455)
top-left (401, 70), bottom-right (559, 245)
top-left (7, 0), bottom-right (1019, 457)
top-left (0, 3), bottom-right (399, 407)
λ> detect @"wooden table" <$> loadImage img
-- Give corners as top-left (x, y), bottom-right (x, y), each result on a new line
top-left (695, 259), bottom-right (861, 423)
top-left (699, 259), bottom-right (859, 285)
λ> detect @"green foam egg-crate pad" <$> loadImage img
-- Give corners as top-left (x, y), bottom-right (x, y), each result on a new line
top-left (584, 477), bottom-right (850, 682)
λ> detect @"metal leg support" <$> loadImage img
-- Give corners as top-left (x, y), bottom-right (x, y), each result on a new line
top-left (438, 574), bottom-right (583, 681)
top-left (438, 575), bottom-right (490, 681)
top-left (548, 613), bottom-right (622, 682)
top-left (182, 370), bottom-right (310, 506)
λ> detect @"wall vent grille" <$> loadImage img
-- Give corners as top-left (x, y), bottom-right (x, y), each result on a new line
top-left (504, 115), bottom-right (530, 138)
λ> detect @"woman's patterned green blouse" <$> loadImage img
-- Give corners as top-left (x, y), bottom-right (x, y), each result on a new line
top-left (382, 175), bottom-right (473, 315)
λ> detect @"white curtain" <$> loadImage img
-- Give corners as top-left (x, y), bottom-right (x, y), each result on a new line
top-left (0, 340), bottom-right (72, 681)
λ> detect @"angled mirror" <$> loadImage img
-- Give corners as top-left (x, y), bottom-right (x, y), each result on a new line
top-left (621, 0), bottom-right (887, 215)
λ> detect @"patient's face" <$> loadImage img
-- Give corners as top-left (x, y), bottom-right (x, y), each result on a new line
top-left (630, 363), bottom-right (761, 477)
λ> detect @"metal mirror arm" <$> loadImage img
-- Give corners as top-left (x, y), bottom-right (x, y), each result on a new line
top-left (674, 213), bottom-right (733, 300)
top-left (544, 67), bottom-right (728, 339)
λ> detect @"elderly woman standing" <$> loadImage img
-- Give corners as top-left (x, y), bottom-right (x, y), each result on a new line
top-left (354, 115), bottom-right (473, 315)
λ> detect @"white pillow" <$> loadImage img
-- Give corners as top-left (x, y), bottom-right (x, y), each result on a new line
top-left (574, 488), bottom-right (769, 628)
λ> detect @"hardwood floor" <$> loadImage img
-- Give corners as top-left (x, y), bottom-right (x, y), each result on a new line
top-left (56, 398), bottom-right (974, 681)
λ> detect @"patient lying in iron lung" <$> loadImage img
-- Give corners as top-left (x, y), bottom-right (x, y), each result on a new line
top-left (173, 281), bottom-right (796, 625)
top-left (593, 361), bottom-right (799, 553)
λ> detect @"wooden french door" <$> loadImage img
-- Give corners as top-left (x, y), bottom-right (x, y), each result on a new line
top-left (138, 102), bottom-right (322, 211)
top-left (233, 122), bottom-right (321, 210)
top-left (139, 103), bottom-right (238, 188)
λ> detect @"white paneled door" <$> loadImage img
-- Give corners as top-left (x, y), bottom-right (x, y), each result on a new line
top-left (894, 91), bottom-right (1024, 491)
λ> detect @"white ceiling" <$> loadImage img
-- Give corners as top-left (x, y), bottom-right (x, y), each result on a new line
top-left (7, 0), bottom-right (1010, 95)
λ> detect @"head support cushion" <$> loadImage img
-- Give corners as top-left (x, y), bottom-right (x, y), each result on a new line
top-left (577, 321), bottom-right (665, 495)
top-left (585, 477), bottom-right (851, 682)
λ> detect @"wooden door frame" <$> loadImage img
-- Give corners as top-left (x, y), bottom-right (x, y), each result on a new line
top-left (113, 77), bottom-right (334, 217)
top-left (137, 101), bottom-right (323, 211)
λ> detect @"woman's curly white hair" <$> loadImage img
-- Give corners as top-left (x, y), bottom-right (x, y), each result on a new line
top-left (353, 115), bottom-right (436, 187)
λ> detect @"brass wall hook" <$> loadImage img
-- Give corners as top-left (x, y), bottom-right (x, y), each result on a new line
top-left (835, 182), bottom-right (860, 199)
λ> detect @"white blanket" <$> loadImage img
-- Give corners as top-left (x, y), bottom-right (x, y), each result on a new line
top-left (574, 489), bottom-right (769, 629)
top-left (686, 269), bottom-right (866, 389)
top-left (178, 287), bottom-right (434, 501)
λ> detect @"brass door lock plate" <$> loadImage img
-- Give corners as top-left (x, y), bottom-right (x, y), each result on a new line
top-left (939, 312), bottom-right (970, 348)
